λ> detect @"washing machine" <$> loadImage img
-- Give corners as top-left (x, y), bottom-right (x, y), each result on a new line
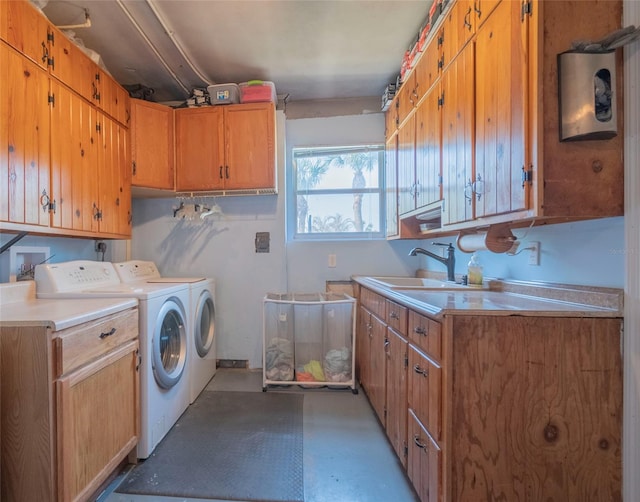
top-left (114, 260), bottom-right (217, 404)
top-left (34, 260), bottom-right (190, 459)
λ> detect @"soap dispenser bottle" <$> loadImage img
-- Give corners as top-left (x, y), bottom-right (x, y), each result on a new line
top-left (467, 253), bottom-right (483, 287)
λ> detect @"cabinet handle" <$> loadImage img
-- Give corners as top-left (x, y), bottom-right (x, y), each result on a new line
top-left (472, 175), bottom-right (484, 201)
top-left (474, 0), bottom-right (482, 18)
top-left (99, 327), bottom-right (116, 339)
top-left (41, 41), bottom-right (48, 64)
top-left (464, 180), bottom-right (474, 205)
top-left (413, 435), bottom-right (427, 449)
top-left (390, 311), bottom-right (399, 320)
top-left (384, 338), bottom-right (390, 349)
top-left (225, 166), bottom-right (230, 179)
top-left (414, 326), bottom-right (426, 336)
top-left (464, 7), bottom-right (472, 30)
top-left (40, 190), bottom-right (50, 213)
top-left (413, 364), bottom-right (428, 377)
top-left (219, 166), bottom-right (224, 179)
top-left (135, 349), bottom-right (141, 371)
top-left (132, 161), bottom-right (137, 176)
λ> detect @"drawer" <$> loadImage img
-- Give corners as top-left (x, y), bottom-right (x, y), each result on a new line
top-left (385, 299), bottom-right (407, 335)
top-left (408, 310), bottom-right (441, 360)
top-left (408, 344), bottom-right (441, 442)
top-left (55, 308), bottom-right (139, 376)
top-left (359, 287), bottom-right (386, 320)
top-left (407, 409), bottom-right (441, 502)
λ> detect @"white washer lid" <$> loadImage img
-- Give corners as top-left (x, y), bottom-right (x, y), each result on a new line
top-left (147, 278), bottom-right (205, 283)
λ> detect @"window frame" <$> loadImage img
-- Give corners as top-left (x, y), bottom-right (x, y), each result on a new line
top-left (287, 144), bottom-right (386, 242)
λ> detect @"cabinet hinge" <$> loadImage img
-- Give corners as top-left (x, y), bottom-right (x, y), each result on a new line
top-left (132, 161), bottom-right (137, 176)
top-left (404, 442), bottom-right (408, 458)
top-left (48, 94), bottom-right (55, 106)
top-left (404, 353), bottom-right (409, 368)
top-left (438, 55), bottom-right (445, 70)
top-left (438, 92), bottom-right (445, 108)
top-left (47, 31), bottom-right (54, 44)
top-left (95, 72), bottom-right (101, 81)
top-left (47, 56), bottom-right (54, 70)
top-left (521, 0), bottom-right (533, 21)
top-left (96, 122), bottom-right (101, 133)
top-left (438, 174), bottom-right (443, 187)
top-left (383, 407), bottom-right (387, 420)
top-left (48, 199), bottom-right (56, 214)
top-left (521, 165), bottom-right (533, 187)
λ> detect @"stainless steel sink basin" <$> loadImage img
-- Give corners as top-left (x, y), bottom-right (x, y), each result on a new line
top-left (367, 276), bottom-right (471, 290)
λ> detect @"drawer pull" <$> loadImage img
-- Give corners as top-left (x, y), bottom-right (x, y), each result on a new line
top-left (414, 326), bottom-right (426, 336)
top-left (413, 435), bottom-right (427, 449)
top-left (99, 327), bottom-right (117, 339)
top-left (413, 364), bottom-right (428, 377)
top-left (390, 311), bottom-right (399, 320)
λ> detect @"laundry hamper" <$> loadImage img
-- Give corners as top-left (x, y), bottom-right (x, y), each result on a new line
top-left (262, 292), bottom-right (357, 393)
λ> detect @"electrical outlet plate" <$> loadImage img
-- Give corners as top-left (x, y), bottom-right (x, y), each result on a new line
top-left (528, 241), bottom-right (540, 266)
top-left (328, 254), bottom-right (337, 268)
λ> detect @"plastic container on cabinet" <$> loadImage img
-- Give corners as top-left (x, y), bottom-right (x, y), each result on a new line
top-left (207, 83), bottom-right (240, 105)
top-left (262, 292), bottom-right (357, 393)
top-left (239, 80), bottom-right (277, 104)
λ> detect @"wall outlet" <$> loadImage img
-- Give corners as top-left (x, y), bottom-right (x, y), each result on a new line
top-left (328, 254), bottom-right (337, 268)
top-left (95, 241), bottom-right (107, 253)
top-left (528, 241), bottom-right (540, 266)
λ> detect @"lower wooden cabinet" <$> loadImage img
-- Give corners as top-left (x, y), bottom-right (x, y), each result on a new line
top-left (1, 307), bottom-right (139, 502)
top-left (355, 285), bottom-right (623, 501)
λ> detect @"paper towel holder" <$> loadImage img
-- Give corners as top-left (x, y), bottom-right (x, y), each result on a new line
top-left (456, 224), bottom-right (517, 254)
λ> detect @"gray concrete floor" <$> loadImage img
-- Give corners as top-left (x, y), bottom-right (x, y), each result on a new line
top-left (101, 368), bottom-right (418, 502)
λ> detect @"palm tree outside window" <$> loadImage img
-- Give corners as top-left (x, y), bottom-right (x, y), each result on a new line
top-left (291, 145), bottom-right (385, 240)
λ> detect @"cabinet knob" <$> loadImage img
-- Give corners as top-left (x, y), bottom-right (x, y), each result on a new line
top-left (414, 326), bottom-right (426, 336)
top-left (390, 311), bottom-right (399, 320)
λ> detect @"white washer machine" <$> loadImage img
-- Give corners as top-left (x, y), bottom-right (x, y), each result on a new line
top-left (34, 260), bottom-right (190, 459)
top-left (114, 260), bottom-right (217, 404)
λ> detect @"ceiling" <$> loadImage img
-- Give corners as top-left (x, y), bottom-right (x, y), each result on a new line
top-left (40, 0), bottom-right (433, 105)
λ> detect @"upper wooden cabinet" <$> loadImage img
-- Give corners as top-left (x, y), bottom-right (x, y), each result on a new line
top-left (385, 0), bottom-right (623, 237)
top-left (131, 99), bottom-right (175, 190)
top-left (175, 103), bottom-right (276, 193)
top-left (1, 0), bottom-right (132, 239)
top-left (0, 42), bottom-right (50, 228)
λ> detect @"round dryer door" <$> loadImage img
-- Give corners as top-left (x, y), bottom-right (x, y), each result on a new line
top-left (195, 290), bottom-right (215, 358)
top-left (152, 298), bottom-right (187, 389)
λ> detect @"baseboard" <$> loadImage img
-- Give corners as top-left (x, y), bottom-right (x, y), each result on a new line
top-left (217, 359), bottom-right (248, 369)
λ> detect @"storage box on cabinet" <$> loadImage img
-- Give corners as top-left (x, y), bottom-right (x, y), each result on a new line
top-left (263, 293), bottom-right (356, 388)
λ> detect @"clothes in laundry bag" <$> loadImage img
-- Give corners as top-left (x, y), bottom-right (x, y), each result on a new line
top-left (265, 337), bottom-right (294, 381)
top-left (303, 360), bottom-right (326, 381)
top-left (324, 347), bottom-right (352, 382)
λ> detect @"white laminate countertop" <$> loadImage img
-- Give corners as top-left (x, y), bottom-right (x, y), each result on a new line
top-left (0, 281), bottom-right (138, 331)
top-left (353, 276), bottom-right (622, 318)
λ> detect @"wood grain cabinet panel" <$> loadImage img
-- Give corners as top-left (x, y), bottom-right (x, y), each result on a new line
top-left (385, 327), bottom-right (408, 467)
top-left (385, 299), bottom-right (407, 335)
top-left (131, 99), bottom-right (175, 190)
top-left (408, 408), bottom-right (441, 502)
top-left (408, 344), bottom-right (441, 442)
top-left (385, 133), bottom-right (399, 238)
top-left (0, 43), bottom-right (50, 227)
top-left (408, 310), bottom-right (442, 360)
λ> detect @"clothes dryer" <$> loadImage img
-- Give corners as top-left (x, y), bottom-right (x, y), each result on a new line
top-left (114, 261), bottom-right (217, 404)
top-left (34, 260), bottom-right (190, 459)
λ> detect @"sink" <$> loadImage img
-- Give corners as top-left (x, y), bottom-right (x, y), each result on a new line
top-left (367, 276), bottom-right (471, 290)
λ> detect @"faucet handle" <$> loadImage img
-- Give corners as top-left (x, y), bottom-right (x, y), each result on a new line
top-left (431, 242), bottom-right (454, 249)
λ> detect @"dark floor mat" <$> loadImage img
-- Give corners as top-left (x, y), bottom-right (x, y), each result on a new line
top-left (116, 391), bottom-right (304, 501)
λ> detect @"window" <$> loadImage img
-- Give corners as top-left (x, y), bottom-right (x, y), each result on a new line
top-left (290, 145), bottom-right (385, 240)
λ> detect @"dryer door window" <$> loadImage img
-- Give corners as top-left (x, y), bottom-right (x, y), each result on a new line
top-left (195, 291), bottom-right (215, 358)
top-left (153, 299), bottom-right (187, 389)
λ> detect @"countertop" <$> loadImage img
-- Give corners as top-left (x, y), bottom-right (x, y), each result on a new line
top-left (353, 276), bottom-right (623, 319)
top-left (0, 281), bottom-right (138, 331)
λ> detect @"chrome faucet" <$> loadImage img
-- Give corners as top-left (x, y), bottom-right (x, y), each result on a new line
top-left (409, 242), bottom-right (456, 282)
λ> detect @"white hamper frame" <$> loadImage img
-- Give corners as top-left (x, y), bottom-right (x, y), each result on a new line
top-left (262, 292), bottom-right (357, 393)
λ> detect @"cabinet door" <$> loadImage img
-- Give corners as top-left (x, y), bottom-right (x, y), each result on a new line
top-left (131, 99), bottom-right (175, 189)
top-left (413, 30), bottom-right (442, 100)
top-left (396, 73), bottom-right (417, 127)
top-left (50, 81), bottom-right (98, 232)
top-left (97, 113), bottom-right (131, 237)
top-left (224, 103), bottom-right (275, 190)
top-left (408, 409), bottom-right (441, 502)
top-left (385, 134), bottom-right (399, 238)
top-left (441, 42), bottom-right (474, 225)
top-left (385, 328), bottom-right (408, 467)
top-left (368, 313), bottom-right (387, 425)
top-left (474, 0), bottom-right (528, 218)
top-left (415, 83), bottom-right (443, 209)
top-left (0, 1), bottom-right (7, 41)
top-left (175, 107), bottom-right (225, 191)
top-left (443, 0), bottom-right (475, 70)
top-left (1, 44), bottom-right (50, 227)
top-left (3, 0), bottom-right (50, 71)
top-left (99, 70), bottom-right (131, 127)
top-left (408, 344), bottom-right (442, 442)
top-left (56, 341), bottom-right (139, 502)
top-left (397, 113), bottom-right (416, 215)
top-left (356, 306), bottom-right (372, 389)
